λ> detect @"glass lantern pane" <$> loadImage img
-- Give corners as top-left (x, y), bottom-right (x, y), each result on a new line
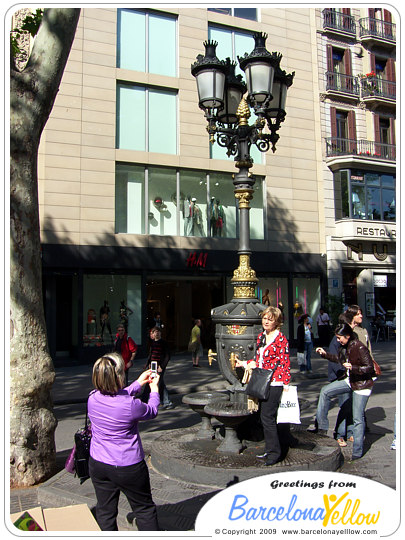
top-left (247, 62), bottom-right (274, 102)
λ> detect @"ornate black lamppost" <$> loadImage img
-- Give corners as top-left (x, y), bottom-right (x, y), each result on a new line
top-left (191, 33), bottom-right (294, 403)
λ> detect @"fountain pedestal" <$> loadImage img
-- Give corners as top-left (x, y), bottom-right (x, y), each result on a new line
top-left (182, 392), bottom-right (229, 439)
top-left (204, 401), bottom-right (252, 453)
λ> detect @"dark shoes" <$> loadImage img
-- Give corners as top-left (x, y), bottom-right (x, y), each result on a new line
top-left (307, 425), bottom-right (328, 435)
top-left (162, 403), bottom-right (174, 410)
top-left (256, 451), bottom-right (279, 466)
top-left (265, 457), bottom-right (280, 466)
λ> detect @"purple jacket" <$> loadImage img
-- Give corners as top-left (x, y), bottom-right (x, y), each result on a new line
top-left (88, 380), bottom-right (159, 467)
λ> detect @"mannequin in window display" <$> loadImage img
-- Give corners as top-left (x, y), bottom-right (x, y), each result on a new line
top-left (183, 195), bottom-right (194, 236)
top-left (119, 300), bottom-right (133, 333)
top-left (209, 197), bottom-right (218, 236)
top-left (193, 199), bottom-right (205, 236)
top-left (87, 308), bottom-right (97, 335)
top-left (209, 197), bottom-right (225, 237)
top-left (100, 300), bottom-right (113, 342)
top-left (262, 289), bottom-right (271, 306)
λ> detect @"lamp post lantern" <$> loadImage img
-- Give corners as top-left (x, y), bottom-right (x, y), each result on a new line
top-left (192, 33), bottom-right (294, 398)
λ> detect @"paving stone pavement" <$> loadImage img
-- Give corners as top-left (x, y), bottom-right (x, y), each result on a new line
top-left (9, 340), bottom-right (397, 531)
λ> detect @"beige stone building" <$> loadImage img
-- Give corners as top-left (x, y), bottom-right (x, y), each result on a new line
top-left (315, 7), bottom-right (396, 332)
top-left (33, 7), bottom-right (395, 361)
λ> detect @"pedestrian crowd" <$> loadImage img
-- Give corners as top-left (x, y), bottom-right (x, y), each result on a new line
top-left (84, 303), bottom-right (387, 531)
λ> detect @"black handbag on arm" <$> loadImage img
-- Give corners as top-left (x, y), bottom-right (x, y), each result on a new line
top-left (73, 404), bottom-right (92, 484)
top-left (245, 361), bottom-right (280, 401)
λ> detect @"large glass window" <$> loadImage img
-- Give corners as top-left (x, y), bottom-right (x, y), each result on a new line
top-left (83, 274), bottom-right (142, 346)
top-left (208, 7), bottom-right (257, 21)
top-left (292, 277), bottom-right (321, 339)
top-left (116, 83), bottom-right (177, 154)
top-left (208, 26), bottom-right (263, 164)
top-left (117, 9), bottom-right (177, 77)
top-left (116, 163), bottom-right (145, 234)
top-left (180, 170), bottom-right (208, 237)
top-left (115, 165), bottom-right (265, 238)
top-left (148, 168), bottom-right (177, 236)
top-left (334, 169), bottom-right (395, 222)
top-left (209, 172), bottom-right (237, 238)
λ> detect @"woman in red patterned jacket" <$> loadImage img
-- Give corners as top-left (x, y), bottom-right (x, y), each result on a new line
top-left (236, 306), bottom-right (291, 466)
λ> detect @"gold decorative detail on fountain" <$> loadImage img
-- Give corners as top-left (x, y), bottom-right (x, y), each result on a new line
top-left (231, 254), bottom-right (258, 299)
top-left (226, 325), bottom-right (247, 336)
top-left (229, 352), bottom-right (239, 371)
top-left (231, 254), bottom-right (258, 282)
top-left (234, 189), bottom-right (254, 209)
top-left (208, 349), bottom-right (217, 366)
top-left (236, 97), bottom-right (251, 126)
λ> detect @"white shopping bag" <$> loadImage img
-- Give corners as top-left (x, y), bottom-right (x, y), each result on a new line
top-left (297, 352), bottom-right (306, 366)
top-left (277, 385), bottom-right (301, 424)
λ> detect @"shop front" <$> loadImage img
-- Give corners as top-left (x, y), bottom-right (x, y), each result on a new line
top-left (42, 244), bottom-right (326, 364)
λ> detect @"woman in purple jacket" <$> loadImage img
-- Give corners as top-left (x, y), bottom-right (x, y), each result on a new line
top-left (88, 352), bottom-right (160, 531)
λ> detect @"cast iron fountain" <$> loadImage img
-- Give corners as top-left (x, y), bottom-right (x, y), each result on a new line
top-left (150, 35), bottom-right (342, 488)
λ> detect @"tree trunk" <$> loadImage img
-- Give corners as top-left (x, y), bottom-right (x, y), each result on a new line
top-left (10, 8), bottom-right (81, 487)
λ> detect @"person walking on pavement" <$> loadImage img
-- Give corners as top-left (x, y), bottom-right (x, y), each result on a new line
top-left (297, 314), bottom-right (314, 372)
top-left (311, 323), bottom-right (376, 460)
top-left (316, 307), bottom-right (331, 346)
top-left (114, 323), bottom-right (137, 385)
top-left (190, 319), bottom-right (203, 368)
top-left (345, 305), bottom-right (373, 355)
top-left (143, 327), bottom-right (173, 409)
top-left (88, 352), bottom-right (160, 531)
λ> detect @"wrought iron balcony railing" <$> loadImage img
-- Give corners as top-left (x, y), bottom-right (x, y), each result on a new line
top-left (359, 17), bottom-right (396, 43)
top-left (326, 137), bottom-right (396, 161)
top-left (326, 72), bottom-right (359, 96)
top-left (359, 76), bottom-right (396, 100)
top-left (323, 9), bottom-right (356, 35)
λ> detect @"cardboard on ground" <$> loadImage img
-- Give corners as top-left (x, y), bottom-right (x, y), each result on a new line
top-left (10, 503), bottom-right (100, 531)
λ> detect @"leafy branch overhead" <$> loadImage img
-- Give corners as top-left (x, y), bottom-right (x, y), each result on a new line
top-left (10, 9), bottom-right (43, 57)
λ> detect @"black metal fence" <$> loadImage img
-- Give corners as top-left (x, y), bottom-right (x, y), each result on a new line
top-left (323, 9), bottom-right (356, 34)
top-left (326, 137), bottom-right (396, 161)
top-left (359, 17), bottom-right (396, 42)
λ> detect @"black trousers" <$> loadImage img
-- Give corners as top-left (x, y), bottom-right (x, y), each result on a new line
top-left (89, 456), bottom-right (159, 531)
top-left (260, 386), bottom-right (286, 462)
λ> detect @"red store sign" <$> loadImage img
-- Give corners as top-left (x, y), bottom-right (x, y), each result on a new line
top-left (186, 251), bottom-right (208, 268)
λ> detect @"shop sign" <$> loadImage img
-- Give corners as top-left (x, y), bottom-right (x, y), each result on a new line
top-left (186, 251), bottom-right (208, 268)
top-left (373, 274), bottom-right (387, 288)
top-left (356, 226), bottom-right (396, 239)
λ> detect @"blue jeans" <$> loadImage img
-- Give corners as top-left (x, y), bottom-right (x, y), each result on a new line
top-left (316, 379), bottom-right (352, 438)
top-left (351, 392), bottom-right (370, 458)
top-left (304, 341), bottom-right (313, 371)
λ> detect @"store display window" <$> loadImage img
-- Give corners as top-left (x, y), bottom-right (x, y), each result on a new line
top-left (83, 274), bottom-right (142, 347)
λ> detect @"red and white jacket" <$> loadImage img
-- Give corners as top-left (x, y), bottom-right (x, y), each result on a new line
top-left (254, 330), bottom-right (291, 386)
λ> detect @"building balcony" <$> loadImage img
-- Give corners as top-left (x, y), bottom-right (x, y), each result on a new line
top-left (322, 9), bottom-right (356, 37)
top-left (325, 138), bottom-right (396, 169)
top-left (360, 76), bottom-right (396, 106)
top-left (359, 17), bottom-right (396, 47)
top-left (325, 72), bottom-right (359, 99)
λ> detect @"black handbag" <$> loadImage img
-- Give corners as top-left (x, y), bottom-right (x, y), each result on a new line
top-left (245, 362), bottom-right (279, 400)
top-left (73, 405), bottom-right (92, 484)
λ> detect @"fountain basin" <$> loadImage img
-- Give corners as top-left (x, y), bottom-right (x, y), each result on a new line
top-left (182, 391), bottom-right (229, 439)
top-left (204, 400), bottom-right (252, 453)
top-left (150, 425), bottom-right (343, 488)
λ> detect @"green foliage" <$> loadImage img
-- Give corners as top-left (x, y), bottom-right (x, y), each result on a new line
top-left (11, 9), bottom-right (43, 58)
top-left (325, 293), bottom-right (345, 328)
